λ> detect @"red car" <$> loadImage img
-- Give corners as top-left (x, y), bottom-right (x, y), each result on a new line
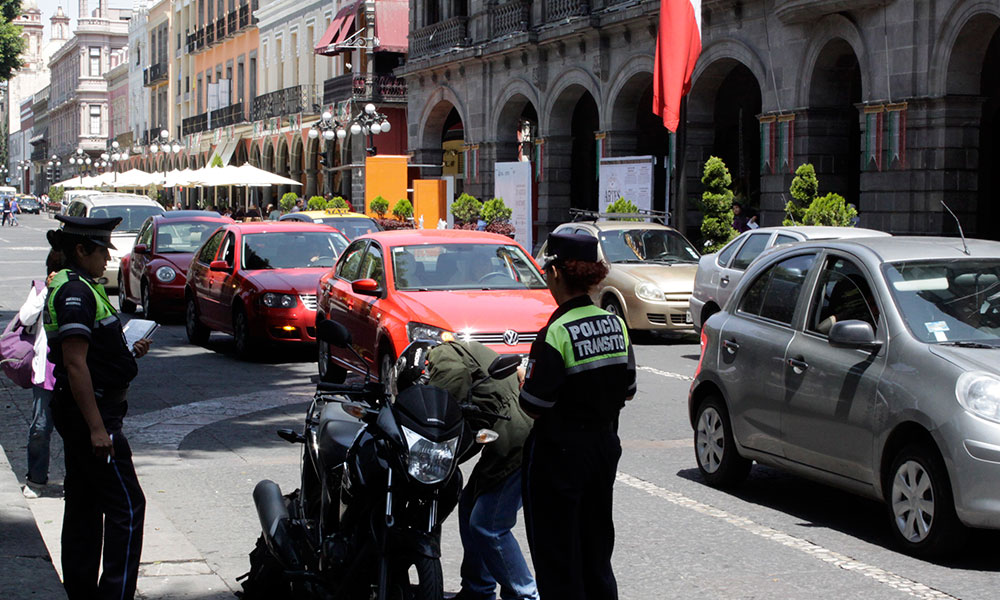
top-left (185, 221), bottom-right (350, 359)
top-left (119, 211), bottom-right (233, 318)
top-left (317, 229), bottom-right (558, 382)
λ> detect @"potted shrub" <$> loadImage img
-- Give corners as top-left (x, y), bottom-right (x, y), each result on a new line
top-left (308, 196), bottom-right (327, 210)
top-left (481, 197), bottom-right (515, 239)
top-left (280, 192), bottom-right (299, 212)
top-left (450, 193), bottom-right (482, 230)
top-left (329, 196), bottom-right (349, 209)
top-left (699, 156), bottom-right (737, 253)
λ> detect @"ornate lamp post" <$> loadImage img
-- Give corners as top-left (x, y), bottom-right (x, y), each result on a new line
top-left (337, 103), bottom-right (391, 157)
top-left (46, 154), bottom-right (64, 187)
top-left (149, 129), bottom-right (183, 172)
top-left (17, 159), bottom-right (31, 194)
top-left (68, 148), bottom-right (91, 183)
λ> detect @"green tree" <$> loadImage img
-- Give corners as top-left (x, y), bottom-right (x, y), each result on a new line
top-left (308, 195), bottom-right (327, 210)
top-left (329, 196), bottom-right (349, 209)
top-left (801, 192), bottom-right (857, 226)
top-left (450, 193), bottom-right (481, 225)
top-left (784, 163), bottom-right (818, 225)
top-left (0, 0), bottom-right (26, 82)
top-left (369, 195), bottom-right (389, 218)
top-left (606, 197), bottom-right (642, 221)
top-left (699, 156), bottom-right (737, 253)
top-left (210, 154), bottom-right (224, 168)
top-left (392, 198), bottom-right (413, 220)
top-left (279, 192), bottom-right (298, 212)
top-left (481, 197), bottom-right (512, 223)
top-left (49, 185), bottom-right (63, 203)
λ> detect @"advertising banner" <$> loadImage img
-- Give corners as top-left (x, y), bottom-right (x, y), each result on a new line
top-left (598, 155), bottom-right (656, 214)
top-left (494, 161), bottom-right (533, 252)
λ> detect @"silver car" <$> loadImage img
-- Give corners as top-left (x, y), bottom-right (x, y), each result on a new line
top-left (689, 236), bottom-right (1000, 557)
top-left (689, 226), bottom-right (889, 330)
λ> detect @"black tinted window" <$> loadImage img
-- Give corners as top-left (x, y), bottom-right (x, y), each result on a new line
top-left (809, 257), bottom-right (879, 335)
top-left (198, 230), bottom-right (224, 262)
top-left (731, 233), bottom-right (771, 270)
top-left (336, 241), bottom-right (367, 280)
top-left (739, 254), bottom-right (816, 325)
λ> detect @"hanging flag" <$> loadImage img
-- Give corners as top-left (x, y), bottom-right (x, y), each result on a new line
top-left (652, 0), bottom-right (702, 132)
top-left (463, 145), bottom-right (470, 181)
top-left (472, 145), bottom-right (480, 183)
top-left (759, 115), bottom-right (775, 175)
top-left (886, 102), bottom-right (907, 169)
top-left (595, 132), bottom-right (606, 180)
top-left (777, 114), bottom-right (795, 174)
top-left (863, 105), bottom-right (884, 172)
top-left (534, 139), bottom-right (544, 182)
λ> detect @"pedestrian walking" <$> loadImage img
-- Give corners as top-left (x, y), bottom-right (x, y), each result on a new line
top-left (19, 244), bottom-right (65, 497)
top-left (519, 232), bottom-right (636, 600)
top-left (10, 196), bottom-right (20, 226)
top-left (44, 215), bottom-right (152, 600)
top-left (1, 196), bottom-right (10, 226)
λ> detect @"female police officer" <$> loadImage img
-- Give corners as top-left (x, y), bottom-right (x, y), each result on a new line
top-left (519, 232), bottom-right (636, 600)
top-left (44, 215), bottom-right (151, 600)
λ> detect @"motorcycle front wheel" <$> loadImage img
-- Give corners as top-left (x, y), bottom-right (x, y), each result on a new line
top-left (382, 555), bottom-right (443, 600)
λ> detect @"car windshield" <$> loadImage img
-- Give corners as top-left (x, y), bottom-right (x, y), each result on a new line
top-left (598, 228), bottom-right (700, 264)
top-left (90, 205), bottom-right (164, 232)
top-left (391, 243), bottom-right (547, 291)
top-left (241, 231), bottom-right (349, 270)
top-left (155, 221), bottom-right (223, 253)
top-left (317, 216), bottom-right (381, 240)
top-left (884, 259), bottom-right (1000, 345)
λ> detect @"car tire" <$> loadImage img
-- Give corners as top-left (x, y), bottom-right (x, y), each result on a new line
top-left (233, 307), bottom-right (258, 360)
top-left (118, 275), bottom-right (137, 314)
top-left (185, 296), bottom-right (210, 346)
top-left (886, 443), bottom-right (967, 558)
top-left (318, 339), bottom-right (347, 383)
top-left (602, 295), bottom-right (625, 322)
top-left (141, 282), bottom-right (156, 321)
top-left (694, 396), bottom-right (751, 487)
top-left (379, 350), bottom-right (396, 396)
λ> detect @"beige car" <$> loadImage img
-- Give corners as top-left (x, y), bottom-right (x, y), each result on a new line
top-left (538, 220), bottom-right (700, 331)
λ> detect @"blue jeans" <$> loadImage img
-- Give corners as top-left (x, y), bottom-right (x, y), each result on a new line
top-left (458, 469), bottom-right (539, 600)
top-left (27, 386), bottom-right (54, 484)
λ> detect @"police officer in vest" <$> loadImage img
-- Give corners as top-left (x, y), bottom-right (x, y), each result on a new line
top-left (520, 232), bottom-right (636, 600)
top-left (45, 215), bottom-right (151, 600)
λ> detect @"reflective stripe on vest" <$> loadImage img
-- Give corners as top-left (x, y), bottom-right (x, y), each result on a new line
top-left (43, 269), bottom-right (117, 335)
top-left (545, 305), bottom-right (630, 374)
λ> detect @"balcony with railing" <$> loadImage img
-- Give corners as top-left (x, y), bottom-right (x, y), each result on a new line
top-left (545, 0), bottom-right (589, 22)
top-left (492, 0), bottom-right (531, 38)
top-left (251, 84), bottom-right (322, 122)
top-left (143, 62), bottom-right (168, 87)
top-left (323, 74), bottom-right (408, 105)
top-left (206, 22), bottom-right (216, 45)
top-left (210, 103), bottom-right (245, 128)
top-left (182, 113), bottom-right (209, 137)
top-left (238, 4), bottom-right (250, 28)
top-left (410, 17), bottom-right (470, 59)
top-left (227, 10), bottom-right (238, 36)
top-left (146, 126), bottom-right (167, 146)
top-left (216, 17), bottom-right (226, 40)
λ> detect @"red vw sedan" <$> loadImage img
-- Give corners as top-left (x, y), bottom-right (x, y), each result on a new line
top-left (185, 221), bottom-right (350, 359)
top-left (317, 229), bottom-right (557, 382)
top-left (119, 211), bottom-right (233, 319)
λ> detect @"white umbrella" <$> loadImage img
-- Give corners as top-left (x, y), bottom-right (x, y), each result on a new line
top-left (233, 164), bottom-right (303, 187)
top-left (111, 169), bottom-right (158, 188)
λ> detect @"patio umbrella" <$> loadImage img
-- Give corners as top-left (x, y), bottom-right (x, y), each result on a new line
top-left (233, 164), bottom-right (303, 187)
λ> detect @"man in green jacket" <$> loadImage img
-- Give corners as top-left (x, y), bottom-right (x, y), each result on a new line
top-left (427, 341), bottom-right (539, 600)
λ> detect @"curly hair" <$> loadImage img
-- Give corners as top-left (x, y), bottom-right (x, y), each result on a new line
top-left (556, 259), bottom-right (609, 294)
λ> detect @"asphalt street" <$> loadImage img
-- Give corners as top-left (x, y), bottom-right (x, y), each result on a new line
top-left (2, 213), bottom-right (999, 599)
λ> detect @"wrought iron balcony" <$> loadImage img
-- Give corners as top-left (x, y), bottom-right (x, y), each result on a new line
top-left (238, 5), bottom-right (250, 28)
top-left (491, 0), bottom-right (531, 38)
top-left (210, 103), bottom-right (245, 129)
top-left (187, 30), bottom-right (197, 53)
top-left (545, 0), bottom-right (589, 22)
top-left (206, 23), bottom-right (215, 45)
top-left (251, 84), bottom-right (322, 122)
top-left (182, 113), bottom-right (209, 137)
top-left (216, 17), bottom-right (226, 41)
top-left (322, 74), bottom-right (408, 105)
top-left (146, 126), bottom-right (167, 146)
top-left (227, 10), bottom-right (238, 35)
top-left (410, 17), bottom-right (470, 59)
top-left (143, 62), bottom-right (168, 87)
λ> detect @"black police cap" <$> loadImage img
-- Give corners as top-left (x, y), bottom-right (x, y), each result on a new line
top-left (540, 232), bottom-right (599, 269)
top-left (54, 214), bottom-right (122, 250)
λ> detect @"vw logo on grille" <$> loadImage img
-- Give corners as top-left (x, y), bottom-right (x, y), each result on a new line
top-left (503, 329), bottom-right (520, 346)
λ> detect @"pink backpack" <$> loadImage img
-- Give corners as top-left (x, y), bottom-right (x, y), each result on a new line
top-left (0, 282), bottom-right (45, 389)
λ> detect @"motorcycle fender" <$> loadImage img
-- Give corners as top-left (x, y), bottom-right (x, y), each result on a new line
top-left (387, 527), bottom-right (441, 559)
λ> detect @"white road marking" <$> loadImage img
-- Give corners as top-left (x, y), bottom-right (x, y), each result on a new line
top-left (638, 364), bottom-right (693, 381)
top-left (615, 472), bottom-right (957, 600)
top-left (3, 246), bottom-right (51, 251)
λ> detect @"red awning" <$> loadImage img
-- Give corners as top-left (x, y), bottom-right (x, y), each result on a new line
top-left (315, 1), bottom-right (359, 56)
top-left (374, 0), bottom-right (408, 53)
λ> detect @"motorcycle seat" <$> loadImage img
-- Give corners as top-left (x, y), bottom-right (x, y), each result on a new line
top-left (318, 403), bottom-right (364, 471)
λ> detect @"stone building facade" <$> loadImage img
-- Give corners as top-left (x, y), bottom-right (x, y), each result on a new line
top-left (402, 0), bottom-right (1000, 242)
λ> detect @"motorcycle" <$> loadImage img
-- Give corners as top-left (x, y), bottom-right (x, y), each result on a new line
top-left (239, 319), bottom-right (518, 600)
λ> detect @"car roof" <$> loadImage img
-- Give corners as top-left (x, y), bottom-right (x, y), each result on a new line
top-left (297, 210), bottom-right (372, 219)
top-left (568, 220), bottom-right (684, 233)
top-left (77, 193), bottom-right (162, 207)
top-left (741, 225), bottom-right (890, 239)
top-left (358, 229), bottom-right (521, 246)
top-left (157, 210), bottom-right (228, 220)
top-left (226, 221), bottom-right (339, 233)
top-left (797, 236), bottom-right (1000, 263)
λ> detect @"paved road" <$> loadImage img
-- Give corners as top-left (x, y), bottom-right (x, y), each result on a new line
top-left (2, 214), bottom-right (999, 599)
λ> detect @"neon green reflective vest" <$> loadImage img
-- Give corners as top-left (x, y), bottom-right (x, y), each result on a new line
top-left (545, 304), bottom-right (630, 374)
top-left (43, 269), bottom-right (118, 337)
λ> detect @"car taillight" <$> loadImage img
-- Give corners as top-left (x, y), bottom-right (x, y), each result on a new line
top-left (694, 328), bottom-right (708, 379)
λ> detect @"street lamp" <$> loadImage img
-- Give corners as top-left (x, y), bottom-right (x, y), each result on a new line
top-left (149, 129), bottom-right (183, 172)
top-left (337, 102), bottom-right (392, 156)
top-left (46, 154), bottom-right (63, 185)
top-left (17, 159), bottom-right (30, 193)
top-left (68, 148), bottom-right (90, 183)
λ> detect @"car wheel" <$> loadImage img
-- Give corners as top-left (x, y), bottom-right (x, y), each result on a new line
top-left (233, 307), bottom-right (258, 360)
top-left (318, 339), bottom-right (347, 383)
top-left (186, 297), bottom-right (210, 345)
top-left (379, 350), bottom-right (395, 397)
top-left (118, 275), bottom-right (137, 314)
top-left (141, 283), bottom-right (156, 321)
top-left (886, 443), bottom-right (966, 557)
top-left (602, 295), bottom-right (625, 320)
top-left (694, 396), bottom-right (751, 487)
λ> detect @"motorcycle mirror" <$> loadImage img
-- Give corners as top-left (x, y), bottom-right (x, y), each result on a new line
top-left (318, 319), bottom-right (352, 348)
top-left (487, 354), bottom-right (521, 380)
top-left (475, 429), bottom-right (499, 444)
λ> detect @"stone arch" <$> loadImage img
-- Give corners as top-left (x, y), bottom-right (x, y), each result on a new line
top-left (305, 136), bottom-right (321, 198)
top-left (276, 138), bottom-right (291, 199)
top-left (234, 141), bottom-right (248, 166)
top-left (691, 39), bottom-right (768, 112)
top-left (417, 85), bottom-right (468, 150)
top-left (290, 135), bottom-right (304, 185)
top-left (541, 68), bottom-right (601, 136)
top-left (606, 54), bottom-right (655, 131)
top-left (489, 78), bottom-right (540, 141)
top-left (545, 71), bottom-right (601, 213)
top-left (250, 142), bottom-right (262, 168)
top-left (262, 140), bottom-right (274, 172)
top-left (796, 14), bottom-right (872, 108)
top-left (930, 2), bottom-right (1000, 96)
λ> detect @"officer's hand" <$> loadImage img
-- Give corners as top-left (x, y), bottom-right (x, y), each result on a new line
top-left (133, 338), bottom-right (151, 358)
top-left (91, 429), bottom-right (114, 460)
top-left (516, 366), bottom-right (526, 387)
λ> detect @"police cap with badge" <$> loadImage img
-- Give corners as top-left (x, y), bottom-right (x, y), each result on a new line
top-left (54, 214), bottom-right (123, 250)
top-left (540, 232), bottom-right (599, 269)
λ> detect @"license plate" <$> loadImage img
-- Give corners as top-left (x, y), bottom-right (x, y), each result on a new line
top-left (685, 310), bottom-right (693, 324)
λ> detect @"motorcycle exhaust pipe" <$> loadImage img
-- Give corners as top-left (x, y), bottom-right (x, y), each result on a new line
top-left (253, 480), bottom-right (302, 570)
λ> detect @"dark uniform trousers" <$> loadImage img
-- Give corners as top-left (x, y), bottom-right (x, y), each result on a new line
top-left (522, 421), bottom-right (622, 600)
top-left (53, 394), bottom-right (145, 600)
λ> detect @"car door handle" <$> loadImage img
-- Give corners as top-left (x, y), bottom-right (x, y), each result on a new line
top-left (722, 339), bottom-right (740, 354)
top-left (787, 358), bottom-right (809, 373)
top-left (720, 276), bottom-right (730, 287)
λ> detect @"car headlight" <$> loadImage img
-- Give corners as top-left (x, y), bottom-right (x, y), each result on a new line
top-left (635, 282), bottom-right (665, 302)
top-left (262, 292), bottom-right (297, 308)
top-left (956, 371), bottom-right (1000, 424)
top-left (155, 266), bottom-right (176, 283)
top-left (401, 426), bottom-right (457, 484)
top-left (407, 322), bottom-right (455, 343)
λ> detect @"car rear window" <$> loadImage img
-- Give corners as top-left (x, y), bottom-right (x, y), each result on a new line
top-left (731, 233), bottom-right (771, 270)
top-left (155, 221), bottom-right (223, 253)
top-left (317, 217), bottom-right (382, 240)
top-left (89, 205), bottom-right (165, 232)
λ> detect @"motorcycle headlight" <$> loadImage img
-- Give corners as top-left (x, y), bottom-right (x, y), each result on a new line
top-left (262, 292), bottom-right (297, 308)
top-left (155, 266), bottom-right (176, 283)
top-left (401, 426), bottom-right (457, 485)
top-left (956, 371), bottom-right (1000, 424)
top-left (407, 322), bottom-right (455, 343)
top-left (635, 282), bottom-right (665, 302)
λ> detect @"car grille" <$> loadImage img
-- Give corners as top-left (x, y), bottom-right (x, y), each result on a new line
top-left (670, 313), bottom-right (688, 325)
top-left (462, 331), bottom-right (538, 346)
top-left (647, 314), bottom-right (667, 325)
top-left (299, 294), bottom-right (318, 311)
top-left (663, 292), bottom-right (692, 302)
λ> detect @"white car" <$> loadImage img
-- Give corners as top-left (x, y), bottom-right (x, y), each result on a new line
top-left (63, 193), bottom-right (165, 290)
top-left (689, 226), bottom-right (889, 330)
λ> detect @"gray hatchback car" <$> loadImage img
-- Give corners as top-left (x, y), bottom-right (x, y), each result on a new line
top-left (689, 236), bottom-right (1000, 557)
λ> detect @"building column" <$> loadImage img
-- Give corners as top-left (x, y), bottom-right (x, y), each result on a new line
top-left (305, 166), bottom-right (318, 198)
top-left (536, 134), bottom-right (573, 242)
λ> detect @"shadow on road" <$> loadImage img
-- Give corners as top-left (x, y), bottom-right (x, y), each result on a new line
top-left (632, 330), bottom-right (699, 346)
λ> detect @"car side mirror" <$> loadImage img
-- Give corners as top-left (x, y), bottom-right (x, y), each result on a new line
top-left (352, 278), bottom-right (381, 297)
top-left (828, 320), bottom-right (881, 350)
top-left (209, 260), bottom-right (230, 272)
top-left (134, 243), bottom-right (150, 255)
top-left (488, 354), bottom-right (521, 380)
top-left (317, 318), bottom-right (352, 348)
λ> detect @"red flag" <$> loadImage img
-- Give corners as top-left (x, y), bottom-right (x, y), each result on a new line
top-left (652, 0), bottom-right (702, 132)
